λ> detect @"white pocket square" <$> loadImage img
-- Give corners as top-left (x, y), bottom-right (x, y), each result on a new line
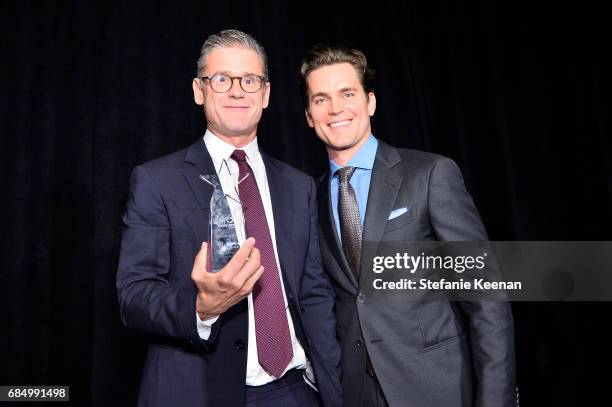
top-left (388, 207), bottom-right (410, 220)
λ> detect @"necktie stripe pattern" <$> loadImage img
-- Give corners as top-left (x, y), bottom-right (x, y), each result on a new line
top-left (337, 166), bottom-right (362, 276)
top-left (231, 149), bottom-right (293, 378)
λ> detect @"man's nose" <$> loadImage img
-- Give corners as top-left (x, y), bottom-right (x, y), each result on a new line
top-left (228, 78), bottom-right (244, 97)
top-left (329, 97), bottom-right (343, 114)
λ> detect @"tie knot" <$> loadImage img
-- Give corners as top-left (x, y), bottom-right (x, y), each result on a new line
top-left (336, 166), bottom-right (356, 184)
top-left (231, 149), bottom-right (247, 162)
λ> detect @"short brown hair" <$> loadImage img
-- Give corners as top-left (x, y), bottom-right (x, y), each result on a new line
top-left (299, 44), bottom-right (376, 108)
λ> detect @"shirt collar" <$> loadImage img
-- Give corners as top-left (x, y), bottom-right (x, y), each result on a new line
top-left (329, 134), bottom-right (378, 176)
top-left (203, 129), bottom-right (260, 171)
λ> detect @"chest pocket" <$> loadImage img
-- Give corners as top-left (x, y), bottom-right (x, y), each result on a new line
top-left (384, 205), bottom-right (416, 232)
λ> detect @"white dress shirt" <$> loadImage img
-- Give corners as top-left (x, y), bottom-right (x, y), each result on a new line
top-left (196, 130), bottom-right (312, 386)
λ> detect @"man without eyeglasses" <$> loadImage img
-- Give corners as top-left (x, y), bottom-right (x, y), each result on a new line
top-left (117, 30), bottom-right (341, 407)
top-left (299, 45), bottom-right (516, 407)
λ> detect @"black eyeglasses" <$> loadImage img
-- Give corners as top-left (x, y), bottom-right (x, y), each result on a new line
top-left (199, 74), bottom-right (266, 93)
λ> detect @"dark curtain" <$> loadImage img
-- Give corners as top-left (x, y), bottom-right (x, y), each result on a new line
top-left (1, 1), bottom-right (610, 405)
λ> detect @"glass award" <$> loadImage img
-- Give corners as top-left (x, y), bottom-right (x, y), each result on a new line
top-left (199, 160), bottom-right (247, 272)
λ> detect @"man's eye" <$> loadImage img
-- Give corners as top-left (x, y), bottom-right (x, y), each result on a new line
top-left (344, 92), bottom-right (355, 98)
top-left (216, 76), bottom-right (228, 83)
top-left (314, 98), bottom-right (326, 105)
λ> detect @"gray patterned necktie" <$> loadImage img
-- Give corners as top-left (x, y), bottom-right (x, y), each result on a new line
top-left (337, 166), bottom-right (362, 275)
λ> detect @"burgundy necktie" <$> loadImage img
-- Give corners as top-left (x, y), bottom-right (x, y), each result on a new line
top-left (231, 149), bottom-right (293, 378)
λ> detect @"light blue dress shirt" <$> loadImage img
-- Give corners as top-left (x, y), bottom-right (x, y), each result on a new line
top-left (329, 134), bottom-right (378, 241)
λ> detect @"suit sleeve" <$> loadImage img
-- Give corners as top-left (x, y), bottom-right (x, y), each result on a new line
top-left (116, 165), bottom-right (215, 349)
top-left (299, 177), bottom-right (343, 407)
top-left (428, 157), bottom-right (517, 407)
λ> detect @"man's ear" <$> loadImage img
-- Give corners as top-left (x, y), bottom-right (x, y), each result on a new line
top-left (305, 109), bottom-right (314, 128)
top-left (192, 78), bottom-right (204, 105)
top-left (367, 92), bottom-right (377, 116)
top-left (262, 81), bottom-right (271, 109)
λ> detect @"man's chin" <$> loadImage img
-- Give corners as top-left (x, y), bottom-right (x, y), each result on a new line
top-left (325, 142), bottom-right (356, 152)
top-left (218, 125), bottom-right (255, 137)
top-left (209, 127), bottom-right (257, 145)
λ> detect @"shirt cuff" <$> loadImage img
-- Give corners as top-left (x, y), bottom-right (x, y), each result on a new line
top-left (196, 313), bottom-right (219, 340)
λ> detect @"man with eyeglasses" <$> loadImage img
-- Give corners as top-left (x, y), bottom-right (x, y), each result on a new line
top-left (299, 45), bottom-right (516, 407)
top-left (117, 30), bottom-right (341, 407)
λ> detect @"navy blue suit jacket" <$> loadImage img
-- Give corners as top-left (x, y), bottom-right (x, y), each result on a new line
top-left (116, 138), bottom-right (342, 407)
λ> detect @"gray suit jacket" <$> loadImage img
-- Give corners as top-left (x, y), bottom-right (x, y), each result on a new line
top-left (318, 140), bottom-right (516, 407)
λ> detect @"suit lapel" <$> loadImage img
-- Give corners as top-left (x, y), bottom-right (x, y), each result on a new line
top-left (318, 173), bottom-right (359, 289)
top-left (361, 142), bottom-right (403, 282)
top-left (182, 139), bottom-right (216, 242)
top-left (262, 152), bottom-right (296, 291)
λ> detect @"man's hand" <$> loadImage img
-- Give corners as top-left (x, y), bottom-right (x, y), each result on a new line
top-left (191, 237), bottom-right (264, 321)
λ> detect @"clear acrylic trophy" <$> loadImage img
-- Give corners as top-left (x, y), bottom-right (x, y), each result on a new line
top-left (199, 159), bottom-right (248, 272)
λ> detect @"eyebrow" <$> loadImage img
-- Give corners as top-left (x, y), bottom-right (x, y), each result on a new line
top-left (310, 86), bottom-right (360, 99)
top-left (310, 92), bottom-right (329, 99)
top-left (209, 71), bottom-right (262, 77)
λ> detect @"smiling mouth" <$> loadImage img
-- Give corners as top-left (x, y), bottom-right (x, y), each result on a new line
top-left (329, 119), bottom-right (352, 128)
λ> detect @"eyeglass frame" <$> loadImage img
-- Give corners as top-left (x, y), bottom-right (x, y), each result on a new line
top-left (198, 73), bottom-right (267, 94)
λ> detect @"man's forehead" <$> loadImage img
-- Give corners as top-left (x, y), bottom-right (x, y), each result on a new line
top-left (307, 63), bottom-right (362, 91)
top-left (205, 46), bottom-right (265, 74)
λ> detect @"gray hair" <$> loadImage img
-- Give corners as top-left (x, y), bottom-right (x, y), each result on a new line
top-left (196, 29), bottom-right (268, 80)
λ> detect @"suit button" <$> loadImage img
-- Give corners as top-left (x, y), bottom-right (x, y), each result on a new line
top-left (357, 292), bottom-right (366, 303)
top-left (288, 293), bottom-right (293, 299)
top-left (234, 340), bottom-right (246, 350)
top-left (366, 358), bottom-right (376, 377)
top-left (356, 340), bottom-right (363, 348)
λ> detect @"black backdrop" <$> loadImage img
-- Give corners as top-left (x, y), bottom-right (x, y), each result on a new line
top-left (1, 1), bottom-right (611, 405)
